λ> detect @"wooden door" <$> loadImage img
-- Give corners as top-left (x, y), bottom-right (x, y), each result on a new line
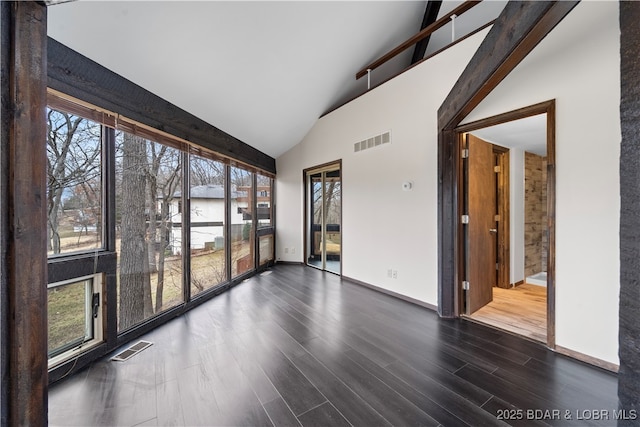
top-left (466, 135), bottom-right (496, 314)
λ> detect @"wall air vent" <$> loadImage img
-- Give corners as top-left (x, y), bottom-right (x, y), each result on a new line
top-left (354, 131), bottom-right (391, 153)
top-left (111, 340), bottom-right (153, 362)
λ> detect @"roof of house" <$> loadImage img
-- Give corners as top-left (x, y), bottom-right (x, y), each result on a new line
top-left (174, 185), bottom-right (246, 200)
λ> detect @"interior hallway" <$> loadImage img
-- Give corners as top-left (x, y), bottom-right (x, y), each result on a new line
top-left (469, 283), bottom-right (547, 343)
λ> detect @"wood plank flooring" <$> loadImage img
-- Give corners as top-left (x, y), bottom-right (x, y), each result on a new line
top-left (48, 265), bottom-right (618, 426)
top-left (469, 283), bottom-right (547, 342)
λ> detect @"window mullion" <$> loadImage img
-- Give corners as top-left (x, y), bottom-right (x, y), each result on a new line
top-left (225, 164), bottom-right (232, 282)
top-left (182, 151), bottom-right (191, 303)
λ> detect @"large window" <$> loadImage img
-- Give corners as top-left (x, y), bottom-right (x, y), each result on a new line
top-left (256, 173), bottom-right (272, 228)
top-left (115, 132), bottom-right (184, 332)
top-left (46, 107), bottom-right (102, 256)
top-left (189, 155), bottom-right (227, 295)
top-left (45, 92), bottom-right (274, 377)
top-left (231, 166), bottom-right (254, 277)
top-left (46, 102), bottom-right (107, 369)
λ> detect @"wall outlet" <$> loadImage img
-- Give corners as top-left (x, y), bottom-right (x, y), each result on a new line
top-left (284, 247), bottom-right (289, 254)
top-left (387, 269), bottom-right (392, 278)
top-left (392, 270), bottom-right (398, 279)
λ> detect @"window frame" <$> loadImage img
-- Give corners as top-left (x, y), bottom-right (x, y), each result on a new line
top-left (47, 273), bottom-right (104, 369)
top-left (46, 91), bottom-right (276, 382)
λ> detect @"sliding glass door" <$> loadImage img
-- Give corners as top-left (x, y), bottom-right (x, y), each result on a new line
top-left (305, 162), bottom-right (341, 274)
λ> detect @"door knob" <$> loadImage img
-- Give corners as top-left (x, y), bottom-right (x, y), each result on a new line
top-left (489, 228), bottom-right (497, 233)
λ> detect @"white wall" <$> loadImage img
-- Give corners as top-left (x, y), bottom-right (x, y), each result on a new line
top-left (510, 148), bottom-right (525, 285)
top-left (462, 1), bottom-right (620, 365)
top-left (276, 1), bottom-right (620, 364)
top-left (276, 27), bottom-right (490, 304)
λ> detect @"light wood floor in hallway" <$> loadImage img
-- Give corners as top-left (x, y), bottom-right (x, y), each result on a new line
top-left (469, 283), bottom-right (547, 342)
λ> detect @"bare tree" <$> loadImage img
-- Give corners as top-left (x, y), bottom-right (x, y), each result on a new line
top-left (118, 133), bottom-right (153, 330)
top-left (152, 148), bottom-right (181, 312)
top-left (46, 109), bottom-right (101, 253)
top-left (190, 156), bottom-right (224, 186)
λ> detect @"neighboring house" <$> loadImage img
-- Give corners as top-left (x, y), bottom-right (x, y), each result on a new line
top-left (166, 184), bottom-right (249, 254)
top-left (237, 185), bottom-right (272, 226)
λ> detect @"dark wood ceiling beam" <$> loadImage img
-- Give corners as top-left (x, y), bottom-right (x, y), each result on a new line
top-left (1, 1), bottom-right (49, 425)
top-left (356, 1), bottom-right (481, 80)
top-left (438, 1), bottom-right (579, 129)
top-left (411, 1), bottom-right (443, 65)
top-left (437, 1), bottom-right (578, 320)
top-left (47, 39), bottom-right (276, 174)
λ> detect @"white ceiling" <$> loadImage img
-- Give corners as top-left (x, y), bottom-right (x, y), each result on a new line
top-left (470, 114), bottom-right (547, 156)
top-left (48, 1), bottom-right (510, 159)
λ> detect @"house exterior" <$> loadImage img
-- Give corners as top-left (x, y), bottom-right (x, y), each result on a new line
top-left (166, 185), bottom-right (248, 254)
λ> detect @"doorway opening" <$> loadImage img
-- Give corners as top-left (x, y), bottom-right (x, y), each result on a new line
top-left (304, 161), bottom-right (342, 275)
top-left (456, 101), bottom-right (555, 346)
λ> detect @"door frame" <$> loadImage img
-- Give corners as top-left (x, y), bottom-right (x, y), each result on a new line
top-left (493, 145), bottom-right (511, 290)
top-left (442, 100), bottom-right (556, 348)
top-left (303, 160), bottom-right (342, 275)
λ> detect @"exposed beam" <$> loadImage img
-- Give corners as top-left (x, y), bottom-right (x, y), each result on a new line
top-left (437, 1), bottom-right (578, 319)
top-left (619, 0), bottom-right (640, 417)
top-left (438, 1), bottom-right (579, 129)
top-left (411, 1), bottom-right (443, 65)
top-left (47, 39), bottom-right (276, 174)
top-left (1, 1), bottom-right (49, 425)
top-left (0, 3), bottom-right (8, 424)
top-left (356, 1), bottom-right (481, 80)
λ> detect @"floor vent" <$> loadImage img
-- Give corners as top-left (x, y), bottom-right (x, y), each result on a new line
top-left (111, 340), bottom-right (153, 362)
top-left (354, 131), bottom-right (391, 153)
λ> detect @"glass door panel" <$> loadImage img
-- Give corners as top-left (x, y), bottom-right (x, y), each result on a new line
top-left (308, 172), bottom-right (323, 269)
top-left (305, 164), bottom-right (341, 274)
top-left (324, 170), bottom-right (341, 274)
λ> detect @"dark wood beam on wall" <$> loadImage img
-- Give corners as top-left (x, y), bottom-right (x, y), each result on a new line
top-left (436, 1), bottom-right (578, 318)
top-left (0, 3), bottom-right (9, 424)
top-left (411, 1), bottom-right (442, 65)
top-left (438, 1), bottom-right (578, 130)
top-left (47, 38), bottom-right (276, 174)
top-left (619, 0), bottom-right (640, 419)
top-left (1, 1), bottom-right (49, 425)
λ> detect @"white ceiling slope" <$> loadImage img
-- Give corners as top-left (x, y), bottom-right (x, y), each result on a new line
top-left (48, 1), bottom-right (434, 158)
top-left (48, 1), bottom-right (512, 159)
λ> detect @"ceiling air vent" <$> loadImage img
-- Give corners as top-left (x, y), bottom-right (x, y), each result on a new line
top-left (354, 131), bottom-right (391, 153)
top-left (111, 340), bottom-right (153, 362)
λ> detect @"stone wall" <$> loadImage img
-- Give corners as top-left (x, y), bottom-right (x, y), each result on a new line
top-left (524, 152), bottom-right (547, 277)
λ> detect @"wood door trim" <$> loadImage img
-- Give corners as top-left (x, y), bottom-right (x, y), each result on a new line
top-left (493, 145), bottom-right (510, 289)
top-left (451, 100), bottom-right (556, 349)
top-left (437, 2), bottom-right (575, 323)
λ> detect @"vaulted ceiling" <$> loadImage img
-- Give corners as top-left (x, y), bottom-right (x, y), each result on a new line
top-left (47, 1), bottom-right (507, 159)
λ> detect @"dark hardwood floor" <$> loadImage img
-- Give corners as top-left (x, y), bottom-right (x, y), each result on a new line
top-left (49, 264), bottom-right (619, 426)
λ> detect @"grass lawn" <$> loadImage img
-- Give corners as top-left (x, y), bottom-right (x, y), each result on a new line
top-left (48, 239), bottom-right (253, 350)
